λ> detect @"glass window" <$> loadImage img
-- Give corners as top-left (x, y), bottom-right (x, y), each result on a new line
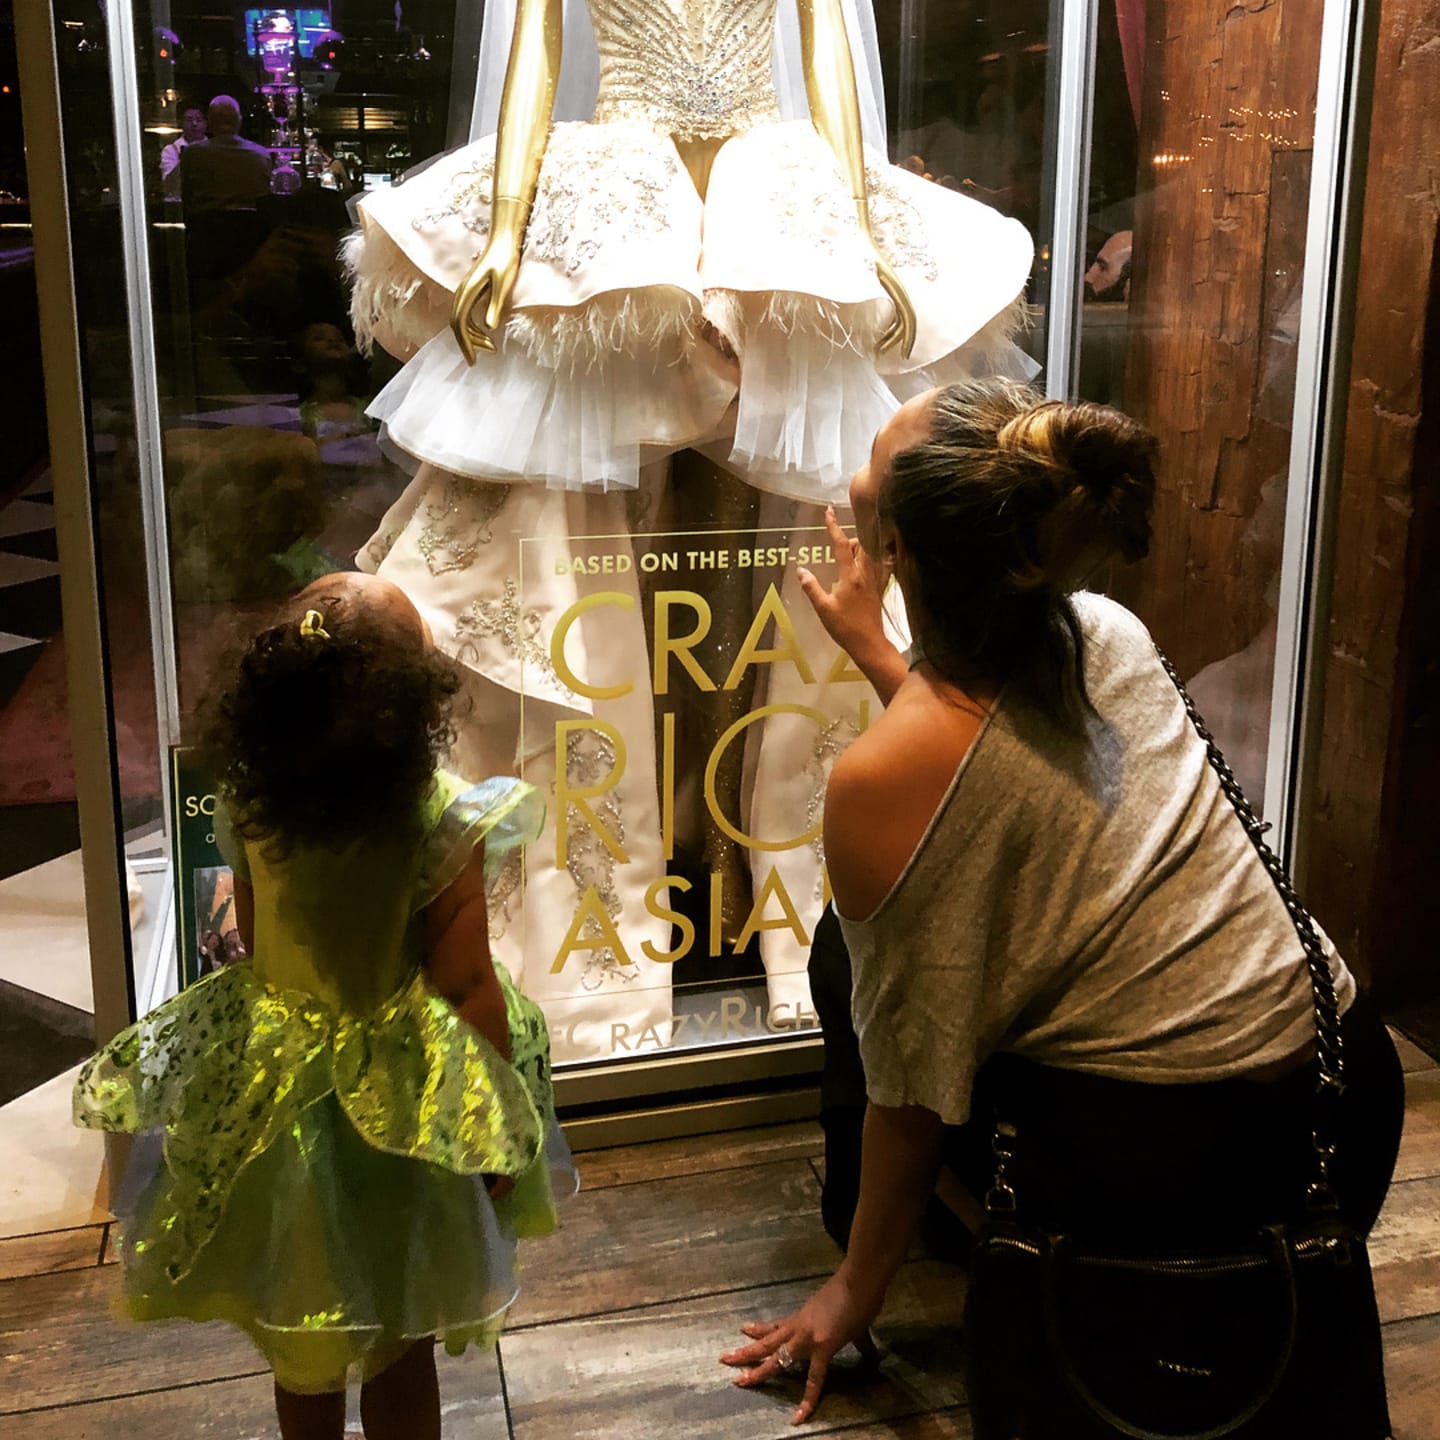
top-left (1078, 0), bottom-right (1325, 817)
top-left (45, 0), bottom-right (1054, 1079)
top-left (882, 0), bottom-right (1058, 351)
top-left (11, 5), bottom-right (174, 1022)
top-left (112, 0), bottom-right (474, 1000)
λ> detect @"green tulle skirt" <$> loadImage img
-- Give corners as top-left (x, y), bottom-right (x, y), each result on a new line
top-left (75, 961), bottom-right (574, 1393)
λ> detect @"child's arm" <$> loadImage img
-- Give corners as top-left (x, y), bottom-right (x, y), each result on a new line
top-left (423, 841), bottom-right (511, 1061)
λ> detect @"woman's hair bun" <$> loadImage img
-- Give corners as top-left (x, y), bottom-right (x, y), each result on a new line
top-left (996, 395), bottom-right (1157, 590)
top-left (880, 379), bottom-right (1159, 724)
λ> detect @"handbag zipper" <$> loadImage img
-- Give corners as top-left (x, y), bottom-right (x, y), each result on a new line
top-left (985, 1232), bottom-right (1347, 1273)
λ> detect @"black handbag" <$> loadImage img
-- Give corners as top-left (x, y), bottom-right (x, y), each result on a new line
top-left (961, 649), bottom-right (1391, 1440)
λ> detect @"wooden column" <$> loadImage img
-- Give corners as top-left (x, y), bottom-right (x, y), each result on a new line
top-left (1304, 0), bottom-right (1440, 1002)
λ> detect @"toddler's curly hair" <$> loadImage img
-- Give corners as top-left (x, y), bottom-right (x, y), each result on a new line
top-left (201, 593), bottom-right (461, 856)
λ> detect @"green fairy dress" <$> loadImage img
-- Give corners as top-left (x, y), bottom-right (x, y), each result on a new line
top-left (73, 773), bottom-right (573, 1394)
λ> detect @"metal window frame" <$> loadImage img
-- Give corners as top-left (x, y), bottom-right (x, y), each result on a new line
top-left (1046, 0), bottom-right (1099, 399)
top-left (102, 0), bottom-right (183, 839)
top-left (1264, 0), bottom-right (1380, 869)
top-left (895, 0), bottom-right (927, 143)
top-left (15, 0), bottom-right (138, 1045)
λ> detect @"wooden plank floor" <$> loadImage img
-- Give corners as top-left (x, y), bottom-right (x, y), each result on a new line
top-left (2, 1050), bottom-right (1439, 1439)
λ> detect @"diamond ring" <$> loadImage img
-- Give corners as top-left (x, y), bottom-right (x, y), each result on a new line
top-left (776, 1343), bottom-right (803, 1374)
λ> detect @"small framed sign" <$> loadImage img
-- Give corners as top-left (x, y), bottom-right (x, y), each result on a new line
top-left (169, 748), bottom-right (244, 988)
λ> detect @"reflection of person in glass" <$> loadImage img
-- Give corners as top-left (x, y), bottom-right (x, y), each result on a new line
top-left (296, 322), bottom-right (375, 445)
top-left (197, 926), bottom-right (245, 974)
top-left (347, 0), bottom-right (1034, 1060)
top-left (1080, 228), bottom-right (1134, 407)
top-left (179, 96), bottom-right (274, 213)
top-left (1186, 470), bottom-right (1285, 809)
top-left (719, 381), bottom-right (1401, 1427)
top-left (316, 139), bottom-right (356, 196)
top-left (1085, 228), bottom-right (1133, 301)
top-left (159, 102), bottom-right (207, 199)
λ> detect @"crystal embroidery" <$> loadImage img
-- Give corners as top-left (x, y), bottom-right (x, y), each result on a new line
top-left (866, 166), bottom-right (940, 282)
top-left (488, 850), bottom-right (523, 943)
top-left (365, 526), bottom-right (400, 571)
top-left (416, 477), bottom-right (508, 577)
top-left (589, 0), bottom-right (782, 139)
top-left (762, 143), bottom-right (940, 282)
top-left (411, 129), bottom-right (678, 279)
top-left (412, 156), bottom-right (496, 236)
top-left (526, 130), bottom-right (680, 277)
top-left (770, 160), bottom-right (857, 261)
top-left (562, 726), bottom-right (633, 990)
top-left (805, 714), bottom-right (858, 899)
top-left (454, 579), bottom-right (580, 704)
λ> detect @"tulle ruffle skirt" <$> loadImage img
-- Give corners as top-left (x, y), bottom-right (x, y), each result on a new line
top-left (111, 1107), bottom-right (575, 1392)
top-left (347, 118), bottom-right (1036, 500)
top-left (74, 962), bottom-right (575, 1392)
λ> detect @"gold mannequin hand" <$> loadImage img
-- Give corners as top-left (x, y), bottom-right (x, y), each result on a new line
top-left (871, 252), bottom-right (918, 359)
top-left (797, 0), bottom-right (917, 358)
top-left (450, 0), bottom-right (563, 365)
top-left (453, 197), bottom-right (531, 363)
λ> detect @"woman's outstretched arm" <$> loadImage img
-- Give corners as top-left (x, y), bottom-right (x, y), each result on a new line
top-left (798, 506), bottom-right (909, 706)
top-left (719, 1101), bottom-right (943, 1424)
top-left (720, 726), bottom-right (945, 1424)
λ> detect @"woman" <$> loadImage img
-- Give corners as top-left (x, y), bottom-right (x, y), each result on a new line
top-left (719, 379), bottom-right (1405, 1426)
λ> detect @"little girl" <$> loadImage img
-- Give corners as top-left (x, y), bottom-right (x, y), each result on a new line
top-left (74, 572), bottom-right (574, 1440)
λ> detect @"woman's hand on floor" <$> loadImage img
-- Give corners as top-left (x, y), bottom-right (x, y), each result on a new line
top-left (723, 1102), bottom-right (943, 1420)
top-left (719, 1271), bottom-right (881, 1425)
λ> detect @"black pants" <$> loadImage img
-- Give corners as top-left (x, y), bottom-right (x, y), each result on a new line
top-left (808, 905), bottom-right (872, 1251)
top-left (807, 905), bottom-right (1406, 1252)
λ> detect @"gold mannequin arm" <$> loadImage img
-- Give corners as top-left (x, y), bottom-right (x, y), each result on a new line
top-left (796, 0), bottom-right (916, 358)
top-left (450, 0), bottom-right (564, 364)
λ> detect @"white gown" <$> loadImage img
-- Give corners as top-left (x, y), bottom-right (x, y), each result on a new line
top-left (351, 0), bottom-right (1035, 1061)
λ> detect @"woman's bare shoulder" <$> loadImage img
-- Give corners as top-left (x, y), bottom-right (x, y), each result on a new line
top-left (830, 709), bottom-right (912, 794)
top-left (825, 683), bottom-right (988, 920)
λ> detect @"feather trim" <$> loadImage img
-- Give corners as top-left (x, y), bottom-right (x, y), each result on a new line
top-left (702, 289), bottom-right (892, 358)
top-left (342, 226), bottom-right (450, 360)
top-left (504, 290), bottom-right (702, 374)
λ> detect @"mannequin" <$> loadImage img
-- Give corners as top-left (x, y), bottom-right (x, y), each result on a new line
top-left (448, 0), bottom-right (915, 364)
top-left (348, 0), bottom-right (1034, 1060)
top-left (449, 0), bottom-right (910, 949)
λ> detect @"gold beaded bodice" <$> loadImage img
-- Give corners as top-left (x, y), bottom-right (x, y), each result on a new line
top-left (589, 0), bottom-right (783, 140)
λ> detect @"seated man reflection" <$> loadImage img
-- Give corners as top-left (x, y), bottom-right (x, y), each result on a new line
top-left (179, 96), bottom-right (273, 214)
top-left (180, 96), bottom-right (276, 320)
top-left (1081, 228), bottom-right (1135, 407)
top-left (160, 102), bottom-right (207, 200)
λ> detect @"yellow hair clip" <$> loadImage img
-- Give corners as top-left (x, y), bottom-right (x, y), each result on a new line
top-left (299, 609), bottom-right (331, 640)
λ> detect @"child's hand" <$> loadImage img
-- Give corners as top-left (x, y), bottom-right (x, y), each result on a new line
top-left (483, 1174), bottom-right (515, 1201)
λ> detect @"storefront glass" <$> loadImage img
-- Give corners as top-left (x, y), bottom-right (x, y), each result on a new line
top-left (9, 3), bottom-right (174, 1027)
top-left (17, 0), bottom-right (1350, 1123)
top-left (1076, 1), bottom-right (1325, 817)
